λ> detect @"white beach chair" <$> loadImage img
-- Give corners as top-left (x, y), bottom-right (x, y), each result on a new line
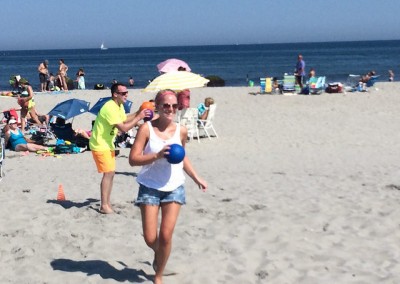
top-left (198, 104), bottom-right (218, 139)
top-left (180, 108), bottom-right (200, 143)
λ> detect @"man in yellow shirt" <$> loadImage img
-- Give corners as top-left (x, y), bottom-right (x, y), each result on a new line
top-left (90, 83), bottom-right (149, 214)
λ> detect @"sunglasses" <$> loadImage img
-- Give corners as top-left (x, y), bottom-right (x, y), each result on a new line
top-left (116, 91), bottom-right (128, 96)
top-left (161, 103), bottom-right (178, 110)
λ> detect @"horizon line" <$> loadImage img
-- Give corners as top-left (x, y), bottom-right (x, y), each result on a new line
top-left (1, 38), bottom-right (399, 53)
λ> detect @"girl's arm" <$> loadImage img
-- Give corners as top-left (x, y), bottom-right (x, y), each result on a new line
top-left (180, 126), bottom-right (207, 191)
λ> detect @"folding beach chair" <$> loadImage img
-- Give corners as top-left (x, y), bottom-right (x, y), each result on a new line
top-left (29, 123), bottom-right (56, 145)
top-left (366, 75), bottom-right (380, 87)
top-left (198, 104), bottom-right (218, 139)
top-left (282, 74), bottom-right (296, 94)
top-left (309, 76), bottom-right (326, 94)
top-left (259, 77), bottom-right (272, 94)
top-left (345, 74), bottom-right (361, 92)
top-left (180, 108), bottom-right (200, 142)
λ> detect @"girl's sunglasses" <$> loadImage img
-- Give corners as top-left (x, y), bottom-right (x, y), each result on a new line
top-left (162, 103), bottom-right (178, 110)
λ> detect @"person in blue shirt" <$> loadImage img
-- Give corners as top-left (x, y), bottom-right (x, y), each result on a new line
top-left (295, 54), bottom-right (306, 89)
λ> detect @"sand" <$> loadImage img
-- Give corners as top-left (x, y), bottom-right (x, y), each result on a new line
top-left (1, 83), bottom-right (400, 283)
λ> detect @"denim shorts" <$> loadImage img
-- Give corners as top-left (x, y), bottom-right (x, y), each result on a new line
top-left (135, 184), bottom-right (186, 206)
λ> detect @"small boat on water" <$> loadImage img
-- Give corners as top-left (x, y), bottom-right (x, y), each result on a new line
top-left (100, 43), bottom-right (108, 50)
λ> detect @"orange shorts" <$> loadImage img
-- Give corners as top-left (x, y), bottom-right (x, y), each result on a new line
top-left (92, 150), bottom-right (116, 173)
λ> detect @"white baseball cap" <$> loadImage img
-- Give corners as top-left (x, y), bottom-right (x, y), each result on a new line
top-left (8, 119), bottom-right (17, 124)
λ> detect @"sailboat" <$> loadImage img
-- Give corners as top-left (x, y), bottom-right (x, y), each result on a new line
top-left (100, 42), bottom-right (108, 50)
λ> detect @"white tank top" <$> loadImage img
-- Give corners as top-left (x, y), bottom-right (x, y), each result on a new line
top-left (136, 121), bottom-right (185, 192)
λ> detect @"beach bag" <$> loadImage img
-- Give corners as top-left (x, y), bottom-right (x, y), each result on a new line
top-left (55, 143), bottom-right (79, 154)
top-left (301, 86), bottom-right (309, 95)
top-left (326, 83), bottom-right (342, 93)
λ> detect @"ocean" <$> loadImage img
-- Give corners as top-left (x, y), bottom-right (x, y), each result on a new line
top-left (1, 40), bottom-right (399, 91)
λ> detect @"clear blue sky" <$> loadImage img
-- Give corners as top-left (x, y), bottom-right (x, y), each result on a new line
top-left (1, 0), bottom-right (399, 50)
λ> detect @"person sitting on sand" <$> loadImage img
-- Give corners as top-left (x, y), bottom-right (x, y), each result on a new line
top-left (197, 97), bottom-right (215, 120)
top-left (4, 118), bottom-right (49, 152)
top-left (308, 68), bottom-right (316, 79)
top-left (360, 70), bottom-right (376, 83)
top-left (307, 68), bottom-right (318, 88)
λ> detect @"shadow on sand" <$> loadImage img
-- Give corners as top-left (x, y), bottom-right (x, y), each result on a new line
top-left (50, 258), bottom-right (152, 282)
top-left (46, 198), bottom-right (99, 209)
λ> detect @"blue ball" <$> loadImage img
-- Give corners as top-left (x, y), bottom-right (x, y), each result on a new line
top-left (166, 144), bottom-right (185, 164)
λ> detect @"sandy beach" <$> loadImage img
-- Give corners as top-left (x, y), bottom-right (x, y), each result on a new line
top-left (1, 83), bottom-right (400, 283)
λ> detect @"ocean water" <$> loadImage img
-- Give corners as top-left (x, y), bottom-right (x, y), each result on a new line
top-left (0, 40), bottom-right (399, 91)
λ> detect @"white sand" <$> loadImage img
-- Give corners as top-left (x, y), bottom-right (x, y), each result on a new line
top-left (1, 83), bottom-right (400, 283)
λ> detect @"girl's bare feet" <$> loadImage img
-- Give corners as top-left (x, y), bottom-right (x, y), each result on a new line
top-left (99, 204), bottom-right (114, 214)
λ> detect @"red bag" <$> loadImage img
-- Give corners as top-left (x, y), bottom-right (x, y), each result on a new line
top-left (326, 83), bottom-right (342, 93)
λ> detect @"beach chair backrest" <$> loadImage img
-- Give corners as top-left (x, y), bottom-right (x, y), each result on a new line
top-left (283, 75), bottom-right (295, 90)
top-left (316, 76), bottom-right (326, 88)
top-left (203, 104), bottom-right (216, 127)
top-left (180, 108), bottom-right (198, 126)
top-left (265, 77), bottom-right (272, 93)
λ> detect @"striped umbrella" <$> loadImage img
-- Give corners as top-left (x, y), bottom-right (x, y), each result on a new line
top-left (143, 71), bottom-right (209, 92)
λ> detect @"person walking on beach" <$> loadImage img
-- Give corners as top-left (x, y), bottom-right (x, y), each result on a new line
top-left (89, 83), bottom-right (150, 214)
top-left (295, 54), bottom-right (306, 89)
top-left (17, 78), bottom-right (42, 131)
top-left (129, 89), bottom-right (207, 284)
top-left (38, 60), bottom-right (49, 92)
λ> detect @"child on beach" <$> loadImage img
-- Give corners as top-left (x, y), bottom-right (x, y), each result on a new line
top-left (129, 89), bottom-right (207, 284)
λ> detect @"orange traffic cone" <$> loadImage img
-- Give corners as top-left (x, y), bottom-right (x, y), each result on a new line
top-left (57, 184), bottom-right (65, 201)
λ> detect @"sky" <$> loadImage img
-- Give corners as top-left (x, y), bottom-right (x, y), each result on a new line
top-left (1, 0), bottom-right (400, 51)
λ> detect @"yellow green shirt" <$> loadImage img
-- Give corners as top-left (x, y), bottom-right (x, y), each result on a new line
top-left (89, 100), bottom-right (126, 151)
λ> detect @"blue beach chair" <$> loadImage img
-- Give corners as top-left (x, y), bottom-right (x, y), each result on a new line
top-left (366, 75), bottom-right (380, 87)
top-left (310, 76), bottom-right (326, 94)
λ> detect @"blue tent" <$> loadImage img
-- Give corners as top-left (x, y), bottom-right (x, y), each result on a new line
top-left (89, 97), bottom-right (132, 115)
top-left (48, 99), bottom-right (90, 120)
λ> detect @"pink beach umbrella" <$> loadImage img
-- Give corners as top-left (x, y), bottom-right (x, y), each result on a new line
top-left (157, 58), bottom-right (191, 73)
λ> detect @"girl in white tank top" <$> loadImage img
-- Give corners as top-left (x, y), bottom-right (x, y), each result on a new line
top-left (129, 90), bottom-right (207, 283)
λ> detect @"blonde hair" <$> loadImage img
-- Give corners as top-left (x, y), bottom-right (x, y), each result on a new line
top-left (155, 89), bottom-right (177, 105)
top-left (205, 97), bottom-right (214, 106)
